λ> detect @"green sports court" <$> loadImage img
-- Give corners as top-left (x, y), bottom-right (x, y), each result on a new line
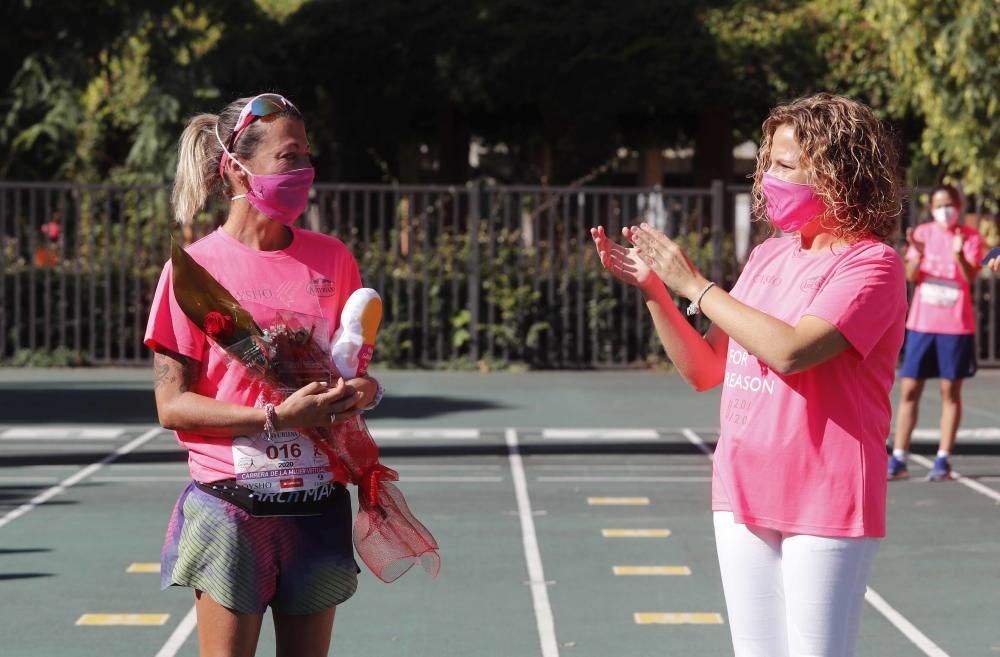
top-left (1, 368), bottom-right (998, 657)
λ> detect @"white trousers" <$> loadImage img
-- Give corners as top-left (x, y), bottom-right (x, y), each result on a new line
top-left (713, 512), bottom-right (881, 657)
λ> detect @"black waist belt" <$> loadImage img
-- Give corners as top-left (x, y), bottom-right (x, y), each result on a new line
top-left (194, 479), bottom-right (347, 517)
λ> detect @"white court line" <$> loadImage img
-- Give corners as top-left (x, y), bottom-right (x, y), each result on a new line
top-left (154, 604), bottom-right (197, 657)
top-left (534, 464), bottom-right (710, 472)
top-left (400, 476), bottom-right (503, 483)
top-left (392, 464), bottom-right (502, 471)
top-left (864, 588), bottom-right (951, 657)
top-left (91, 476), bottom-right (193, 483)
top-left (0, 427), bottom-right (163, 530)
top-left (910, 454), bottom-right (1000, 504)
top-left (541, 429), bottom-right (659, 441)
top-left (684, 426), bottom-right (950, 654)
top-left (505, 428), bottom-right (559, 657)
top-left (681, 428), bottom-right (714, 460)
top-left (1, 426), bottom-right (126, 440)
top-left (0, 476), bottom-right (60, 484)
top-left (537, 476), bottom-right (711, 483)
top-left (370, 428), bottom-right (480, 440)
top-left (911, 427), bottom-right (1000, 441)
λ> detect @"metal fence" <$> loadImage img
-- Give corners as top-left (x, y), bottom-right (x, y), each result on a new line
top-left (1, 181), bottom-right (998, 368)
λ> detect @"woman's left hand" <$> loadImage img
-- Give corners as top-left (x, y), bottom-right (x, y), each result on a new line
top-left (327, 377), bottom-right (376, 426)
top-left (630, 223), bottom-right (708, 300)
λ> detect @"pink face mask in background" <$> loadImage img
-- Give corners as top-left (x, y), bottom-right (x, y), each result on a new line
top-left (761, 172), bottom-right (827, 233)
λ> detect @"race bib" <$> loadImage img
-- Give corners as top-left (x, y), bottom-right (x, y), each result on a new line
top-left (920, 277), bottom-right (961, 307)
top-left (231, 430), bottom-right (333, 494)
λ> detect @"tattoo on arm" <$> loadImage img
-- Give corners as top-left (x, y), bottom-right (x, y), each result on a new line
top-left (152, 351), bottom-right (198, 393)
top-left (152, 353), bottom-right (174, 390)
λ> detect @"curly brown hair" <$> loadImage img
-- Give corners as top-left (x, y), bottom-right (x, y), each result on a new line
top-left (751, 93), bottom-right (903, 243)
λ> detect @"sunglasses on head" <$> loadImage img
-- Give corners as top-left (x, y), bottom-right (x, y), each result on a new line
top-left (219, 93), bottom-right (300, 178)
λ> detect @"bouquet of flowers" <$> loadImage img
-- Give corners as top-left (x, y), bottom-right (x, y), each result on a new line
top-left (170, 240), bottom-right (440, 582)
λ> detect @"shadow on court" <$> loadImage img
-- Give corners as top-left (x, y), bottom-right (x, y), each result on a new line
top-left (0, 386), bottom-right (508, 424)
top-left (0, 388), bottom-right (158, 424)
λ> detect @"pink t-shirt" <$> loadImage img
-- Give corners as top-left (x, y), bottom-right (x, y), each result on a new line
top-left (144, 226), bottom-right (362, 486)
top-left (905, 222), bottom-right (981, 335)
top-left (712, 235), bottom-right (907, 538)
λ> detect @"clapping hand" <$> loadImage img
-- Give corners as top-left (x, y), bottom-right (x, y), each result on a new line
top-left (590, 225), bottom-right (655, 291)
top-left (629, 224), bottom-right (707, 300)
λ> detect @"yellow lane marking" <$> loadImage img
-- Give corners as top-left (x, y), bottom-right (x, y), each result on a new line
top-left (614, 566), bottom-right (691, 576)
top-left (126, 563), bottom-right (160, 573)
top-left (634, 612), bottom-right (723, 625)
top-left (76, 614), bottom-right (170, 626)
top-left (587, 496), bottom-right (649, 505)
top-left (602, 528), bottom-right (671, 538)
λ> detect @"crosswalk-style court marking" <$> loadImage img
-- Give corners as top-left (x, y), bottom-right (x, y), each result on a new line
top-left (1, 427), bottom-right (126, 440)
top-left (634, 612), bottom-right (724, 625)
top-left (542, 429), bottom-right (659, 440)
top-left (76, 614), bottom-right (169, 626)
top-left (126, 563), bottom-right (161, 573)
top-left (602, 528), bottom-right (672, 538)
top-left (588, 496), bottom-right (650, 506)
top-left (614, 566), bottom-right (691, 576)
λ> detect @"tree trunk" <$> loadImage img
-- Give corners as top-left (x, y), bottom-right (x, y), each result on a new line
top-left (437, 103), bottom-right (471, 184)
top-left (639, 146), bottom-right (664, 187)
top-left (693, 109), bottom-right (733, 186)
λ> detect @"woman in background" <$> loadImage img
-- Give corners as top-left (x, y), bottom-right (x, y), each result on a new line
top-left (889, 184), bottom-right (981, 481)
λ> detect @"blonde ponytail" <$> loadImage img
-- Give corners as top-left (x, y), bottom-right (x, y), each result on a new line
top-left (171, 114), bottom-right (223, 226)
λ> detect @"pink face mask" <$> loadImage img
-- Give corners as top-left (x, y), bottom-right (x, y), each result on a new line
top-left (232, 164), bottom-right (314, 226)
top-left (215, 121), bottom-right (314, 226)
top-left (761, 172), bottom-right (826, 233)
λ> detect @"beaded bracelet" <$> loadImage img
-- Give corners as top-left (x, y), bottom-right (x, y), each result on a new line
top-left (362, 379), bottom-right (385, 413)
top-left (263, 402), bottom-right (277, 438)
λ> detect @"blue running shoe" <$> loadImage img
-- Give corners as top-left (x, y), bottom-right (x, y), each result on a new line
top-left (887, 455), bottom-right (909, 480)
top-left (927, 456), bottom-right (952, 481)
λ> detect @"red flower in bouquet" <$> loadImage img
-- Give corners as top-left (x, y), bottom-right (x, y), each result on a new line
top-left (203, 312), bottom-right (235, 340)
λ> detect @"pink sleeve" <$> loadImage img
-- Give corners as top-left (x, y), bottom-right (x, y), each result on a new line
top-left (803, 247), bottom-right (906, 359)
top-left (144, 261), bottom-right (205, 360)
top-left (344, 252), bottom-right (363, 296)
top-left (963, 229), bottom-right (983, 271)
top-left (904, 223), bottom-right (924, 262)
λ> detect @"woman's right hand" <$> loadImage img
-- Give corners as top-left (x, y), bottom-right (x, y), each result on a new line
top-left (590, 226), bottom-right (656, 292)
top-left (275, 378), bottom-right (363, 429)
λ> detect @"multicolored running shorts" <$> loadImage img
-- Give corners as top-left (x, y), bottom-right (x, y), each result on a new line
top-left (160, 482), bottom-right (359, 615)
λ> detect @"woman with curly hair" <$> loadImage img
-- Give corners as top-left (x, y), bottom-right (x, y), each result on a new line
top-left (889, 183), bottom-right (981, 481)
top-left (591, 93), bottom-right (906, 657)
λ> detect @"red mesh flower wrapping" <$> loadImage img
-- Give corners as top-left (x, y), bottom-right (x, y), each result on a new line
top-left (319, 418), bottom-right (441, 581)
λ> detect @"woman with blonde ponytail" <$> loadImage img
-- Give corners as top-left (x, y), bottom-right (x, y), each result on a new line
top-left (144, 94), bottom-right (382, 657)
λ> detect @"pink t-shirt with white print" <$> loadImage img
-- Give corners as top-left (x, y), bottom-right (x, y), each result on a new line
top-left (712, 235), bottom-right (907, 538)
top-left (905, 222), bottom-right (981, 335)
top-left (144, 226), bottom-right (362, 486)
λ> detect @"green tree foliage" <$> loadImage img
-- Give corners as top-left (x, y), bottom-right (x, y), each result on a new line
top-left (1, 0), bottom-right (996, 189)
top-left (868, 0), bottom-right (999, 193)
top-left (1, 1), bottom-right (233, 183)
